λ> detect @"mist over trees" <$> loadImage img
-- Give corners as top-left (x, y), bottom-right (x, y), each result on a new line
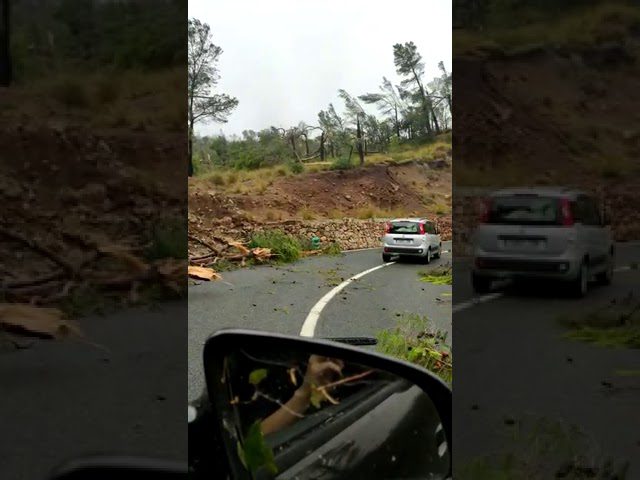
top-left (193, 41), bottom-right (451, 175)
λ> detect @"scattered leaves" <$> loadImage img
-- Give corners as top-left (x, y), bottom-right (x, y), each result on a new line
top-left (249, 368), bottom-right (268, 386)
top-left (187, 265), bottom-right (221, 281)
top-left (0, 303), bottom-right (81, 339)
top-left (238, 421), bottom-right (278, 475)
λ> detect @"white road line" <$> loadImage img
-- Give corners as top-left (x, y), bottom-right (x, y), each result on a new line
top-left (300, 262), bottom-right (395, 337)
top-left (453, 265), bottom-right (636, 314)
top-left (453, 293), bottom-right (504, 313)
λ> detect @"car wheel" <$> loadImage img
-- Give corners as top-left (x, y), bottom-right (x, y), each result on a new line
top-left (423, 248), bottom-right (432, 264)
top-left (595, 255), bottom-right (614, 286)
top-left (472, 273), bottom-right (492, 294)
top-left (434, 245), bottom-right (441, 259)
top-left (382, 253), bottom-right (392, 263)
top-left (570, 261), bottom-right (588, 298)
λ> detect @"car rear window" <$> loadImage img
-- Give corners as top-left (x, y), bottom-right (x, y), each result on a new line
top-left (488, 195), bottom-right (561, 225)
top-left (389, 221), bottom-right (421, 234)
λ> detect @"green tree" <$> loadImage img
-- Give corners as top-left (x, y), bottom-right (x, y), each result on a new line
top-left (393, 41), bottom-right (439, 136)
top-left (359, 77), bottom-right (407, 140)
top-left (318, 104), bottom-right (348, 158)
top-left (338, 89), bottom-right (366, 165)
top-left (188, 18), bottom-right (238, 176)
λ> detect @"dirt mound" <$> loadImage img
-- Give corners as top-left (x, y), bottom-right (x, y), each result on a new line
top-left (455, 45), bottom-right (640, 240)
top-left (0, 125), bottom-right (186, 311)
top-left (192, 160), bottom-right (450, 221)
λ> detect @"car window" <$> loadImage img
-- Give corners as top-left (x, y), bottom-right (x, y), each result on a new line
top-left (425, 222), bottom-right (436, 234)
top-left (488, 195), bottom-right (560, 225)
top-left (389, 221), bottom-right (421, 234)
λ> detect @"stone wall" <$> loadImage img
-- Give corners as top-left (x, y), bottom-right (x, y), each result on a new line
top-left (205, 216), bottom-right (452, 252)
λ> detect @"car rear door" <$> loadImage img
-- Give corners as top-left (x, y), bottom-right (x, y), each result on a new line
top-left (389, 221), bottom-right (422, 247)
top-left (474, 194), bottom-right (570, 256)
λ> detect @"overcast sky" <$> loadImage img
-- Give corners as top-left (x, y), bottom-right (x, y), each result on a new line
top-left (189, 1), bottom-right (451, 137)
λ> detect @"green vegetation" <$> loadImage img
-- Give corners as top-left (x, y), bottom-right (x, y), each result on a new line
top-left (565, 326), bottom-right (640, 349)
top-left (145, 217), bottom-right (187, 260)
top-left (558, 300), bottom-right (640, 349)
top-left (10, 0), bottom-right (185, 83)
top-left (455, 2), bottom-right (640, 56)
top-left (377, 313), bottom-right (452, 384)
top-left (420, 266), bottom-right (453, 285)
top-left (248, 230), bottom-right (302, 264)
top-left (457, 414), bottom-right (629, 479)
top-left (329, 156), bottom-right (354, 171)
top-left (190, 40), bottom-right (451, 176)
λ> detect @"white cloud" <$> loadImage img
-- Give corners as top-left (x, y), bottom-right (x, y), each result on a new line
top-left (189, 0), bottom-right (451, 136)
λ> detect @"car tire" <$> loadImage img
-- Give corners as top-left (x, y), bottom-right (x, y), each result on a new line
top-left (382, 253), bottom-right (392, 263)
top-left (434, 245), bottom-right (442, 259)
top-left (595, 254), bottom-right (614, 286)
top-left (423, 248), bottom-right (432, 264)
top-left (570, 261), bottom-right (589, 298)
top-left (472, 273), bottom-right (492, 294)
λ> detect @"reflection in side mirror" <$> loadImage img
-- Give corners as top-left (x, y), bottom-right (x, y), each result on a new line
top-left (204, 330), bottom-right (451, 480)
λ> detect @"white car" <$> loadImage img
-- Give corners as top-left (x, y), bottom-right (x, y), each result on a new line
top-left (471, 187), bottom-right (614, 297)
top-left (382, 218), bottom-right (442, 263)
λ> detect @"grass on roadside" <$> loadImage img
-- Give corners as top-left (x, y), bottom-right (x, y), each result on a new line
top-left (457, 414), bottom-right (627, 480)
top-left (419, 265), bottom-right (453, 285)
top-left (557, 298), bottom-right (640, 349)
top-left (376, 313), bottom-right (452, 385)
top-left (248, 230), bottom-right (302, 264)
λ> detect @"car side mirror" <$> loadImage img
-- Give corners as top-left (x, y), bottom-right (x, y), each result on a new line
top-left (203, 329), bottom-right (452, 480)
top-left (48, 456), bottom-right (187, 479)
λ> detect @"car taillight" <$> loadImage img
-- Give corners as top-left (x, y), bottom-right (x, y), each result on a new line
top-left (419, 223), bottom-right (426, 234)
top-left (479, 198), bottom-right (491, 223)
top-left (559, 198), bottom-right (574, 226)
top-left (384, 222), bottom-right (391, 233)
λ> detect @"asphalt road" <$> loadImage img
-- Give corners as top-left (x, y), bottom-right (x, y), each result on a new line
top-left (452, 242), bottom-right (640, 477)
top-left (188, 242), bottom-right (453, 402)
top-left (0, 302), bottom-right (188, 480)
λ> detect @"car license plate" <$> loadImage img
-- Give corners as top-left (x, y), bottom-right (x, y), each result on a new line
top-left (503, 238), bottom-right (544, 249)
top-left (395, 238), bottom-right (411, 243)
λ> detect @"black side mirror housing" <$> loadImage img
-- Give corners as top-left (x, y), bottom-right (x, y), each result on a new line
top-left (203, 329), bottom-right (452, 480)
top-left (49, 457), bottom-right (187, 480)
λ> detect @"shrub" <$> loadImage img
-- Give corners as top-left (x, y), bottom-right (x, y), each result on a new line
top-left (377, 313), bottom-right (451, 385)
top-left (95, 75), bottom-right (121, 104)
top-left (289, 162), bottom-right (304, 174)
top-left (330, 156), bottom-right (354, 171)
top-left (226, 172), bottom-right (239, 184)
top-left (209, 173), bottom-right (225, 186)
top-left (300, 207), bottom-right (315, 220)
top-left (51, 77), bottom-right (90, 107)
top-left (249, 230), bottom-right (302, 263)
top-left (145, 218), bottom-right (187, 260)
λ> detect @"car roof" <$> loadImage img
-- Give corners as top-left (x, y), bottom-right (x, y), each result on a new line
top-left (390, 218), bottom-right (432, 223)
top-left (490, 186), bottom-right (589, 199)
